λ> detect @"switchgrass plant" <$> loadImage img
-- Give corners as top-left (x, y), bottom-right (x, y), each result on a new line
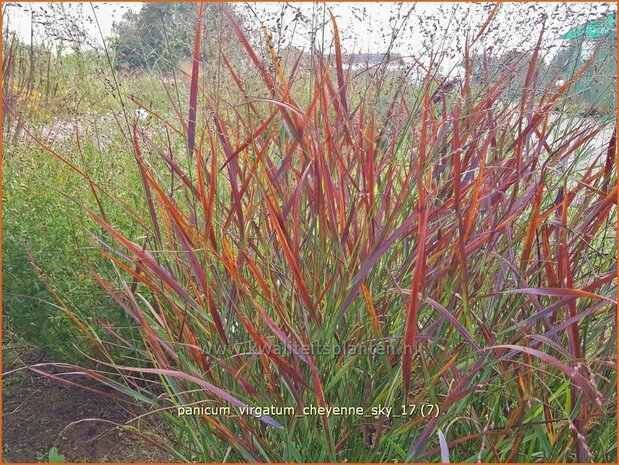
top-left (5, 4), bottom-right (617, 463)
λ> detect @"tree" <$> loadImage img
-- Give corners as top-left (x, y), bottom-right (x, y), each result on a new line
top-left (111, 2), bottom-right (239, 71)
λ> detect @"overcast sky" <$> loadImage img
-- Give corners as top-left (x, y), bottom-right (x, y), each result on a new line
top-left (3, 2), bottom-right (616, 62)
top-left (3, 2), bottom-right (141, 46)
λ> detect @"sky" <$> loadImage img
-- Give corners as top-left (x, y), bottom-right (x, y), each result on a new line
top-left (246, 3), bottom-right (615, 53)
top-left (3, 2), bottom-right (616, 63)
top-left (2, 2), bottom-right (141, 47)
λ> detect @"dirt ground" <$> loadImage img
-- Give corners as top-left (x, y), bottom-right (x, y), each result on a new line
top-left (2, 344), bottom-right (175, 463)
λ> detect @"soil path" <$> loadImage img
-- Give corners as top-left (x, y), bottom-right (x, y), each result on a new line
top-left (2, 347), bottom-right (174, 463)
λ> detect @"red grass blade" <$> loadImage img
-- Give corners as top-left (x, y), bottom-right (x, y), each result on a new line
top-left (402, 81), bottom-right (431, 394)
top-left (187, 2), bottom-right (204, 159)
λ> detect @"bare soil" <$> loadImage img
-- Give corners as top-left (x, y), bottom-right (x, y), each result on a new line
top-left (2, 344), bottom-right (175, 463)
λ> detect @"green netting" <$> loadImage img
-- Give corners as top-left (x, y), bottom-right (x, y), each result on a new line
top-left (561, 12), bottom-right (616, 40)
top-left (552, 13), bottom-right (617, 115)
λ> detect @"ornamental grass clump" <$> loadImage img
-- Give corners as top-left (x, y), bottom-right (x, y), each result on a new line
top-left (20, 5), bottom-right (616, 463)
